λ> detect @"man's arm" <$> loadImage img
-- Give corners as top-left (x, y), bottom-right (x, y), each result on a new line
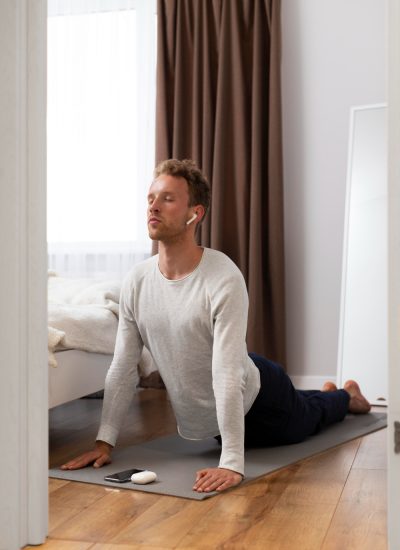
top-left (191, 271), bottom-right (251, 492)
top-left (211, 272), bottom-right (249, 477)
top-left (61, 275), bottom-right (143, 470)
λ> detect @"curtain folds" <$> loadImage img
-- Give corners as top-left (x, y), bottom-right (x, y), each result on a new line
top-left (156, 0), bottom-right (285, 365)
top-left (47, 2), bottom-right (156, 280)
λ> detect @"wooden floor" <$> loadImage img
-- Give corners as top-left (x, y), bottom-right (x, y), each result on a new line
top-left (31, 389), bottom-right (387, 550)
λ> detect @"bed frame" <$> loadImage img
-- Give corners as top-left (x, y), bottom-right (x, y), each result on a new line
top-left (49, 349), bottom-right (111, 408)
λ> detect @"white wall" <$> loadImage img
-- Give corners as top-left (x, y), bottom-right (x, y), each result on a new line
top-left (282, 0), bottom-right (387, 384)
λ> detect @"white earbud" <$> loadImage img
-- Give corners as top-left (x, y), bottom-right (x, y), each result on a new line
top-left (186, 213), bottom-right (197, 225)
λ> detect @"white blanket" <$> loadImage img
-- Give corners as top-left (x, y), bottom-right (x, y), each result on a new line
top-left (48, 274), bottom-right (121, 367)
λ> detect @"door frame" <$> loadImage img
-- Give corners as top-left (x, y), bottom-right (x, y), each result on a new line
top-left (388, 0), bottom-right (400, 547)
top-left (0, 1), bottom-right (48, 548)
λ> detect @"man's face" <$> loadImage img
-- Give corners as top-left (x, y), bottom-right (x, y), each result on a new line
top-left (147, 174), bottom-right (193, 242)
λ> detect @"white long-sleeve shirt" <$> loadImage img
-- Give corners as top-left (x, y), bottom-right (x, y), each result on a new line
top-left (97, 247), bottom-right (261, 475)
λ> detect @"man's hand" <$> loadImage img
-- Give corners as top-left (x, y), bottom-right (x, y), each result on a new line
top-left (193, 467), bottom-right (243, 493)
top-left (60, 440), bottom-right (113, 470)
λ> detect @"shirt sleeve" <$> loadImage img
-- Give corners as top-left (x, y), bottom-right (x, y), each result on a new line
top-left (211, 271), bottom-right (249, 476)
top-left (96, 274), bottom-right (143, 446)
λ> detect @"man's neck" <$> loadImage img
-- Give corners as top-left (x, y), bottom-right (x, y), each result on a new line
top-left (158, 239), bottom-right (204, 280)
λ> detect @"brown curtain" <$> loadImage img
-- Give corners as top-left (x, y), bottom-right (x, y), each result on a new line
top-left (156, 0), bottom-right (286, 366)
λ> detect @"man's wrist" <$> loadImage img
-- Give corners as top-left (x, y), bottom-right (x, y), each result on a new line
top-left (95, 439), bottom-right (113, 452)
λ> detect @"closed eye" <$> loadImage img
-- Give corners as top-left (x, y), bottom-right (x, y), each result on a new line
top-left (147, 192), bottom-right (176, 204)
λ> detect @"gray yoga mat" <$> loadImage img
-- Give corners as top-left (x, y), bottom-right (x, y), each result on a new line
top-left (50, 412), bottom-right (387, 500)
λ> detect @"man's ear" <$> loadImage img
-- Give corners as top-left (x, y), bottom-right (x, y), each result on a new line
top-left (194, 205), bottom-right (205, 224)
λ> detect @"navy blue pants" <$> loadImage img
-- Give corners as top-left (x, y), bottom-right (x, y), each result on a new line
top-left (244, 353), bottom-right (350, 447)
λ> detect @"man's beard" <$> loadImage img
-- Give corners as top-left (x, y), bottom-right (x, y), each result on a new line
top-left (148, 222), bottom-right (186, 243)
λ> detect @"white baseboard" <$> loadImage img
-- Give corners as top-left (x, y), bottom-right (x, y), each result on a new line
top-left (288, 374), bottom-right (337, 391)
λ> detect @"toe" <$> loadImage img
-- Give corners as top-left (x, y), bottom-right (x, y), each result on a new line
top-left (322, 381), bottom-right (338, 392)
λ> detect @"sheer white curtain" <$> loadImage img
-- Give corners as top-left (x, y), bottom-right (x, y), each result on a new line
top-left (47, 0), bottom-right (156, 279)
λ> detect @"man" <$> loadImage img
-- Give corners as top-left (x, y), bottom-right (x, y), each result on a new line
top-left (61, 159), bottom-right (371, 493)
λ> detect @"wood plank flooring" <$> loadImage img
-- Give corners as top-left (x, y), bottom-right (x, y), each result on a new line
top-left (29, 389), bottom-right (387, 549)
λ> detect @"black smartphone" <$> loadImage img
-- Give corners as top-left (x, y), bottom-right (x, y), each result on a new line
top-left (104, 468), bottom-right (144, 483)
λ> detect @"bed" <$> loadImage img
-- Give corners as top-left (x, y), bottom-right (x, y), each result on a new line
top-left (49, 350), bottom-right (112, 408)
top-left (48, 273), bottom-right (158, 408)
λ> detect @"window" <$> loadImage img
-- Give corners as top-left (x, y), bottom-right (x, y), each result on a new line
top-left (47, 0), bottom-right (156, 279)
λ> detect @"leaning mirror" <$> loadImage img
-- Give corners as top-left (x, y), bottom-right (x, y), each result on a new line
top-left (337, 104), bottom-right (388, 406)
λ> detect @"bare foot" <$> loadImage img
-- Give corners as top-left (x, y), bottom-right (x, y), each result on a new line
top-left (344, 380), bottom-right (371, 414)
top-left (322, 381), bottom-right (337, 392)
